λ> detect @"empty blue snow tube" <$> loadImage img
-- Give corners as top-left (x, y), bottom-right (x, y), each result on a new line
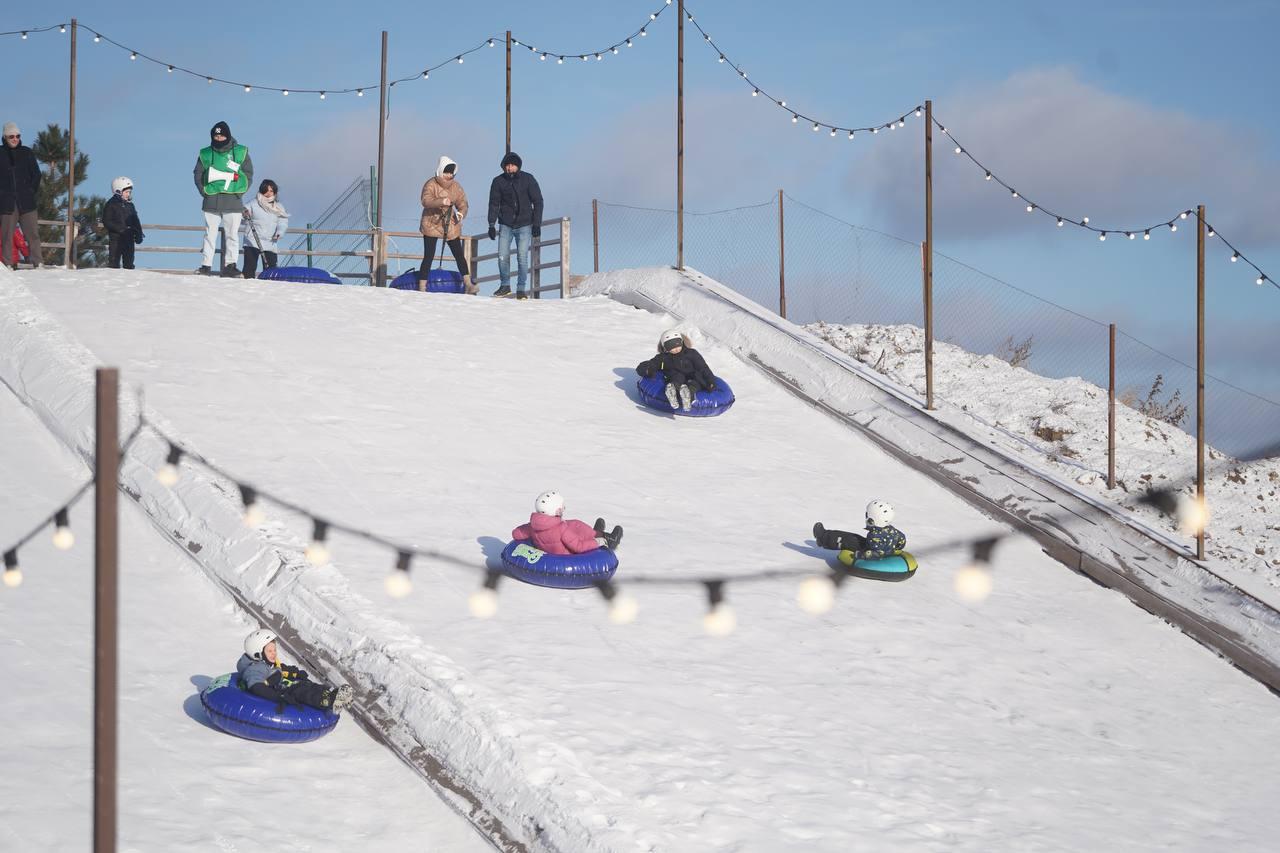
top-left (835, 550), bottom-right (918, 582)
top-left (389, 268), bottom-right (465, 293)
top-left (200, 672), bottom-right (340, 744)
top-left (636, 372), bottom-right (735, 417)
top-left (257, 266), bottom-right (343, 285)
top-left (500, 541), bottom-right (619, 590)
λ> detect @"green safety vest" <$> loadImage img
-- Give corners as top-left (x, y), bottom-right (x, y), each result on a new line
top-left (199, 144), bottom-right (249, 195)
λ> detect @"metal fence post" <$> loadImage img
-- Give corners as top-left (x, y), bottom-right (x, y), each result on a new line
top-left (306, 223), bottom-right (313, 268)
top-left (532, 227), bottom-right (542, 298)
top-left (560, 217), bottom-right (571, 298)
top-left (778, 189), bottom-right (786, 319)
top-left (592, 199), bottom-right (599, 273)
top-left (1196, 204), bottom-right (1206, 560)
top-left (67, 18), bottom-right (78, 269)
top-left (923, 98), bottom-right (935, 411)
top-left (1108, 323), bottom-right (1116, 490)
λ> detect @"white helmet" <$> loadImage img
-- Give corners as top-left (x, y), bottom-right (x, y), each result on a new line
top-left (659, 329), bottom-right (684, 351)
top-left (244, 628), bottom-right (277, 661)
top-left (534, 490), bottom-right (565, 517)
top-left (111, 176), bottom-right (133, 194)
top-left (865, 500), bottom-right (895, 527)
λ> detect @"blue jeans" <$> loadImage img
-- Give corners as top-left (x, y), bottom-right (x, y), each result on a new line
top-left (497, 224), bottom-right (532, 293)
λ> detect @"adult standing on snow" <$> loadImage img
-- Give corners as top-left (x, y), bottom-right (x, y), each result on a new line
top-left (486, 151), bottom-right (543, 299)
top-left (193, 120), bottom-right (253, 277)
top-left (419, 156), bottom-right (474, 293)
top-left (0, 121), bottom-right (43, 269)
top-left (240, 179), bottom-right (289, 279)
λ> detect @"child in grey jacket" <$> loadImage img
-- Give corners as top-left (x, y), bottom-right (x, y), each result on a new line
top-left (237, 629), bottom-right (352, 713)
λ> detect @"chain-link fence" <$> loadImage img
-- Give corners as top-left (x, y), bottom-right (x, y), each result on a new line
top-left (595, 195), bottom-right (1280, 463)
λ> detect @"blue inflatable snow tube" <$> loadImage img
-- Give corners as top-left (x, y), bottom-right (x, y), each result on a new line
top-left (389, 268), bottom-right (465, 293)
top-left (256, 266), bottom-right (343, 285)
top-left (500, 541), bottom-right (619, 590)
top-left (636, 373), bottom-right (735, 417)
top-left (835, 550), bottom-right (918, 582)
top-left (200, 672), bottom-right (340, 744)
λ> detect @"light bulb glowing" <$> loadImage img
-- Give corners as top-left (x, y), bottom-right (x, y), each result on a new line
top-left (469, 588), bottom-right (498, 618)
top-left (612, 47), bottom-right (618, 54)
top-left (541, 53), bottom-right (547, 60)
top-left (244, 84), bottom-right (251, 93)
top-left (22, 32), bottom-right (28, 40)
top-left (780, 100), bottom-right (786, 107)
top-left (319, 91), bottom-right (326, 99)
top-left (1257, 276), bottom-right (1265, 286)
top-left (357, 89), bottom-right (364, 96)
top-left (557, 56), bottom-right (564, 63)
top-left (457, 56), bottom-right (464, 64)
top-left (792, 115), bottom-right (798, 123)
top-left (156, 464), bottom-right (180, 487)
top-left (916, 107), bottom-right (922, 116)
top-left (1082, 216), bottom-right (1089, 224)
top-left (52, 526), bottom-right (74, 551)
top-left (1057, 218), bottom-right (1064, 227)
top-left (1026, 204), bottom-right (1034, 213)
top-left (1231, 253), bottom-right (1238, 262)
top-left (640, 28), bottom-right (647, 36)
top-left (130, 52), bottom-right (137, 60)
top-left (422, 70), bottom-right (429, 79)
top-left (60, 25), bottom-right (66, 33)
top-left (954, 564), bottom-right (993, 603)
top-left (206, 77), bottom-right (212, 84)
top-left (1144, 230), bottom-right (1150, 240)
top-left (954, 146), bottom-right (961, 154)
top-left (848, 131), bottom-right (855, 139)
top-left (609, 593), bottom-right (639, 625)
top-left (244, 504), bottom-right (265, 526)
top-left (1180, 211), bottom-right (1189, 219)
top-left (1127, 232), bottom-right (1134, 240)
top-left (487, 39), bottom-right (494, 47)
top-left (385, 569), bottom-right (412, 598)
top-left (752, 89), bottom-right (759, 96)
top-left (305, 520), bottom-right (330, 565)
top-left (1011, 190), bottom-right (1018, 198)
top-left (1176, 494), bottom-right (1211, 536)
top-left (813, 123), bottom-right (821, 132)
top-left (596, 53), bottom-right (602, 60)
top-left (3, 567), bottom-right (21, 588)
top-left (718, 54), bottom-right (725, 62)
top-left (282, 89), bottom-right (289, 96)
top-left (1170, 223), bottom-right (1177, 232)
top-left (94, 34), bottom-right (101, 42)
top-left (797, 575), bottom-right (837, 615)
top-left (985, 172), bottom-right (992, 180)
top-left (703, 604), bottom-right (737, 636)
top-left (1207, 228), bottom-right (1214, 237)
top-left (167, 65), bottom-right (174, 73)
top-left (1099, 232), bottom-right (1107, 241)
top-left (626, 40), bottom-right (632, 47)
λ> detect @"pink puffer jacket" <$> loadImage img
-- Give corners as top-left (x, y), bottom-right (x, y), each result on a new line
top-left (511, 512), bottom-right (600, 555)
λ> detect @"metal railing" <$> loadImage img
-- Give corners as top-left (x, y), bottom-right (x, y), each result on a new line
top-left (37, 217), bottom-right (572, 297)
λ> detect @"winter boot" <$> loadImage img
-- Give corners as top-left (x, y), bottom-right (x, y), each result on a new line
top-left (463, 274), bottom-right (477, 295)
top-left (221, 264), bottom-right (241, 278)
top-left (664, 383), bottom-right (680, 410)
top-left (493, 285), bottom-right (513, 298)
top-left (813, 522), bottom-right (826, 546)
top-left (196, 265), bottom-right (212, 275)
top-left (416, 275), bottom-right (428, 293)
top-left (330, 684), bottom-right (354, 713)
top-left (678, 384), bottom-right (694, 412)
top-left (593, 518), bottom-right (607, 534)
top-left (602, 525), bottom-right (623, 550)
top-left (515, 290), bottom-right (529, 300)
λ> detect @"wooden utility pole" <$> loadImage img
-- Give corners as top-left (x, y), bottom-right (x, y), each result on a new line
top-left (94, 367), bottom-right (119, 853)
top-left (592, 199), bottom-right (599, 273)
top-left (676, 0), bottom-right (685, 269)
top-left (1196, 205), bottom-right (1206, 560)
top-left (1108, 323), bottom-right (1116, 490)
top-left (374, 31), bottom-right (388, 287)
top-left (67, 19), bottom-right (78, 268)
top-left (505, 31), bottom-right (512, 154)
top-left (923, 99), bottom-right (935, 410)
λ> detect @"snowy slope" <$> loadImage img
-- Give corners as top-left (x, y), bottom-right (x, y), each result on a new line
top-left (0, 377), bottom-right (492, 852)
top-left (808, 321), bottom-right (1280, 597)
top-left (4, 265), bottom-right (1280, 852)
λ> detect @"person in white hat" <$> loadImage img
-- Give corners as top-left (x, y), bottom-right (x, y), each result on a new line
top-left (0, 121), bottom-right (43, 269)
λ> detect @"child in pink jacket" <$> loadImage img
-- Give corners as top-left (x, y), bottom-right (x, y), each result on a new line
top-left (512, 491), bottom-right (622, 554)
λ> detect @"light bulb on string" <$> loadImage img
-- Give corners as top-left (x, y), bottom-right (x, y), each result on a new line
top-left (385, 551), bottom-right (412, 598)
top-left (830, 128), bottom-right (837, 137)
top-left (156, 443), bottom-right (182, 486)
top-left (915, 107), bottom-right (922, 116)
top-left (130, 52), bottom-right (137, 60)
top-left (954, 538), bottom-right (998, 604)
top-left (954, 146), bottom-right (961, 154)
top-left (22, 32), bottom-right (28, 40)
top-left (541, 53), bottom-right (547, 60)
top-left (94, 33), bottom-right (101, 43)
top-left (60, 25), bottom-right (66, 33)
top-left (1258, 275), bottom-right (1266, 286)
top-left (457, 55), bottom-right (464, 64)
top-left (581, 54), bottom-right (588, 62)
top-left (304, 520), bottom-right (330, 565)
top-left (595, 53), bottom-right (602, 60)
top-left (1026, 204), bottom-right (1034, 213)
top-left (319, 91), bottom-right (326, 99)
top-left (240, 484), bottom-right (264, 527)
top-left (702, 581), bottom-right (736, 637)
top-left (718, 54), bottom-right (725, 62)
top-left (792, 115), bottom-right (798, 123)
top-left (357, 89), bottom-right (364, 96)
top-left (595, 580), bottom-right (638, 625)
top-left (1170, 222), bottom-right (1177, 232)
top-left (1127, 232), bottom-right (1134, 240)
top-left (3, 550), bottom-right (20, 589)
top-left (206, 77), bottom-right (212, 84)
top-left (469, 570), bottom-right (501, 619)
top-left (487, 39), bottom-right (495, 47)
top-left (1010, 190), bottom-right (1018, 199)
top-left (847, 131), bottom-right (854, 139)
top-left (898, 119), bottom-right (905, 127)
top-left (557, 56), bottom-right (564, 63)
top-left (871, 127), bottom-right (878, 134)
top-left (167, 65), bottom-right (174, 73)
top-left (282, 89), bottom-right (289, 96)
top-left (1144, 230), bottom-right (1150, 240)
top-left (52, 508), bottom-right (74, 550)
top-left (1231, 252), bottom-right (1238, 262)
top-left (650, 12), bottom-right (657, 19)
top-left (1099, 232), bottom-right (1107, 241)
top-left (752, 89), bottom-right (759, 96)
top-left (626, 40), bottom-right (632, 48)
top-left (1056, 218), bottom-right (1064, 227)
top-left (244, 84), bottom-right (251, 93)
top-left (640, 28), bottom-right (647, 36)
top-left (1207, 227), bottom-right (1215, 237)
top-left (984, 172), bottom-right (992, 181)
top-left (797, 574), bottom-right (837, 615)
top-left (812, 122), bottom-right (821, 132)
top-left (612, 47), bottom-right (618, 54)
top-left (1180, 211), bottom-right (1189, 219)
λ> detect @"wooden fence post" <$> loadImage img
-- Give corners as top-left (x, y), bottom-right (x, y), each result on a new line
top-left (560, 217), bottom-right (571, 298)
top-left (94, 367), bottom-right (120, 853)
top-left (1108, 322), bottom-right (1116, 490)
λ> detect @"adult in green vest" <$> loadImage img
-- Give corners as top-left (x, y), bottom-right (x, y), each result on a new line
top-left (193, 120), bottom-right (253, 277)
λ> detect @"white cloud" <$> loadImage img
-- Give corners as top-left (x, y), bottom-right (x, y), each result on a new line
top-left (849, 68), bottom-right (1280, 246)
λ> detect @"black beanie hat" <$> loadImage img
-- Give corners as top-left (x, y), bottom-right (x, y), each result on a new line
top-left (210, 121), bottom-right (231, 141)
top-left (500, 151), bottom-right (523, 169)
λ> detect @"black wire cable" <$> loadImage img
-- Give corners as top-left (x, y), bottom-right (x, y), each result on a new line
top-left (0, 23), bottom-right (67, 37)
top-left (509, 0), bottom-right (673, 62)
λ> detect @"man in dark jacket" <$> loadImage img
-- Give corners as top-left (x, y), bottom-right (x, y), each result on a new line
top-left (486, 151), bottom-right (543, 298)
top-left (103, 177), bottom-right (144, 269)
top-left (0, 121), bottom-right (43, 269)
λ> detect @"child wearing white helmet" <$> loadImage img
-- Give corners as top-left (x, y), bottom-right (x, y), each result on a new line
top-left (636, 329), bottom-right (718, 413)
top-left (813, 500), bottom-right (907, 559)
top-left (236, 628), bottom-right (353, 713)
top-left (103, 176), bottom-right (144, 269)
top-left (511, 490), bottom-right (622, 555)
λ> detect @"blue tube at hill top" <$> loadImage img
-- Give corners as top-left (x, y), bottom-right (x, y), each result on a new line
top-left (257, 266), bottom-right (342, 285)
top-left (500, 540), bottom-right (619, 589)
top-left (389, 269), bottom-right (464, 293)
top-left (200, 672), bottom-right (340, 743)
top-left (835, 550), bottom-right (918, 582)
top-left (636, 373), bottom-right (735, 417)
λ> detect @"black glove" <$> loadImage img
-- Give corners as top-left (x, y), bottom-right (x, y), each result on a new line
top-left (488, 225), bottom-right (497, 241)
top-left (638, 365), bottom-right (653, 378)
top-left (134, 233), bottom-right (144, 245)
top-left (706, 380), bottom-right (716, 390)
top-left (531, 226), bottom-right (542, 240)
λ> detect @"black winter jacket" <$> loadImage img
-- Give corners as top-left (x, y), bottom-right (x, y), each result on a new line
top-left (0, 144), bottom-right (42, 214)
top-left (486, 170), bottom-right (544, 229)
top-left (636, 347), bottom-right (716, 389)
top-left (103, 195), bottom-right (144, 241)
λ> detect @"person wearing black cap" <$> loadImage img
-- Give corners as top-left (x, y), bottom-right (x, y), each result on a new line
top-left (486, 151), bottom-right (543, 298)
top-left (193, 121), bottom-right (253, 277)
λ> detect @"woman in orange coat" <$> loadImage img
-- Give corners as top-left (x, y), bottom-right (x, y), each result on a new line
top-left (418, 156), bottom-right (474, 293)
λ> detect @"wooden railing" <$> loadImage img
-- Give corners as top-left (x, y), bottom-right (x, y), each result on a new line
top-left (36, 216), bottom-right (572, 297)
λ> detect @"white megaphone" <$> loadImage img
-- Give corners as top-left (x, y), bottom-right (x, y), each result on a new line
top-left (207, 160), bottom-right (241, 190)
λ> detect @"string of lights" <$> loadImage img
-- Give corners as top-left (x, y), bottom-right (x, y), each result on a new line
top-left (509, 0), bottom-right (672, 63)
top-left (1, 421), bottom-right (144, 589)
top-left (1, 23), bottom-right (67, 38)
top-left (934, 115), bottom-right (1274, 290)
top-left (683, 6), bottom-right (920, 138)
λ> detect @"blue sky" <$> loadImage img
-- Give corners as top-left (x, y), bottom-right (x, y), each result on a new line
top-left (5, 0), bottom-right (1278, 408)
